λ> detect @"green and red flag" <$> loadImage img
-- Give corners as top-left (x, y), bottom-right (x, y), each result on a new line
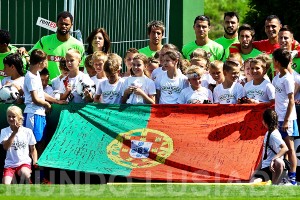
top-left (38, 104), bottom-right (270, 182)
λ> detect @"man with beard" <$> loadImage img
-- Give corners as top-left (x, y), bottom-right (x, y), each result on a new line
top-left (215, 12), bottom-right (239, 60)
top-left (28, 11), bottom-right (84, 81)
top-left (232, 15), bottom-right (300, 56)
top-left (182, 15), bottom-right (224, 61)
top-left (230, 24), bottom-right (262, 61)
top-left (139, 20), bottom-right (164, 57)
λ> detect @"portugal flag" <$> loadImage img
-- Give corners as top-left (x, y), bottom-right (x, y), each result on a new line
top-left (38, 104), bottom-right (270, 182)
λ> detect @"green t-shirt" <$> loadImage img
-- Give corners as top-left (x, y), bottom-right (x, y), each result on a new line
top-left (0, 45), bottom-right (27, 80)
top-left (215, 36), bottom-right (239, 60)
top-left (138, 46), bottom-right (157, 57)
top-left (29, 34), bottom-right (85, 80)
top-left (182, 40), bottom-right (224, 61)
top-left (241, 48), bottom-right (262, 61)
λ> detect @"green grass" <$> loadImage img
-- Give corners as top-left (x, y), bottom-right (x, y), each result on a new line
top-left (0, 184), bottom-right (299, 199)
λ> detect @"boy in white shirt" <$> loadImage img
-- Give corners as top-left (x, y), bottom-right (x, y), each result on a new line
top-left (23, 49), bottom-right (51, 142)
top-left (272, 48), bottom-right (299, 185)
top-left (213, 59), bottom-right (245, 104)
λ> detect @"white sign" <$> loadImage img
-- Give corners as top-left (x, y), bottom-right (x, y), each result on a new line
top-left (36, 17), bottom-right (57, 32)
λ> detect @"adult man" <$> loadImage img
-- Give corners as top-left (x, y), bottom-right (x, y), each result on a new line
top-left (0, 30), bottom-right (26, 80)
top-left (139, 20), bottom-right (164, 57)
top-left (29, 11), bottom-right (85, 81)
top-left (278, 25), bottom-right (300, 73)
top-left (229, 24), bottom-right (262, 60)
top-left (215, 12), bottom-right (239, 59)
top-left (182, 15), bottom-right (224, 61)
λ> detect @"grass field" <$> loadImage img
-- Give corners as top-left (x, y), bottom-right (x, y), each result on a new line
top-left (0, 184), bottom-right (299, 199)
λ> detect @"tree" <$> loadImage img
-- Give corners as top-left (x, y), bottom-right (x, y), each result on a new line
top-left (204, 0), bottom-right (250, 40)
top-left (244, 0), bottom-right (300, 41)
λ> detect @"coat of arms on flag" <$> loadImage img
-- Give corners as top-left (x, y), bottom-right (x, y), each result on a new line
top-left (130, 140), bottom-right (153, 158)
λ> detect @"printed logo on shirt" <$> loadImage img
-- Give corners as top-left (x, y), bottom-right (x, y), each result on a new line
top-left (187, 99), bottom-right (203, 104)
top-left (161, 86), bottom-right (182, 95)
top-left (219, 94), bottom-right (235, 103)
top-left (246, 89), bottom-right (264, 98)
top-left (274, 85), bottom-right (283, 93)
top-left (12, 141), bottom-right (27, 150)
top-left (103, 91), bottom-right (120, 99)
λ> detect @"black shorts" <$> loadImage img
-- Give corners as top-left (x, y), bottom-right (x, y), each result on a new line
top-left (253, 167), bottom-right (272, 182)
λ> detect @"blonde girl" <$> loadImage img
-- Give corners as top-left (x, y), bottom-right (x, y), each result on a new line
top-left (0, 106), bottom-right (37, 184)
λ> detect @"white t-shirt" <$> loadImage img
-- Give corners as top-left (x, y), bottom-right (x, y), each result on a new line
top-left (0, 126), bottom-right (36, 168)
top-left (91, 75), bottom-right (107, 91)
top-left (213, 82), bottom-right (245, 104)
top-left (51, 76), bottom-right (64, 91)
top-left (151, 67), bottom-right (164, 81)
top-left (96, 78), bottom-right (125, 104)
top-left (155, 71), bottom-right (189, 104)
top-left (59, 71), bottom-right (93, 103)
top-left (122, 76), bottom-right (156, 104)
top-left (44, 85), bottom-right (54, 97)
top-left (1, 76), bottom-right (25, 90)
top-left (261, 129), bottom-right (285, 169)
top-left (244, 79), bottom-right (275, 102)
top-left (23, 71), bottom-right (45, 115)
top-left (151, 67), bottom-right (182, 81)
top-left (177, 86), bottom-right (213, 104)
top-left (272, 73), bottom-right (297, 121)
top-left (201, 73), bottom-right (216, 89)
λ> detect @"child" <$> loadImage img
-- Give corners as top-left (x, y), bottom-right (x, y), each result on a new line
top-left (146, 57), bottom-right (160, 76)
top-left (151, 43), bottom-right (179, 81)
top-left (40, 68), bottom-right (53, 97)
top-left (155, 49), bottom-right (189, 104)
top-left (51, 57), bottom-right (69, 91)
top-left (59, 49), bottom-right (94, 103)
top-left (122, 48), bottom-right (139, 78)
top-left (208, 60), bottom-right (225, 92)
top-left (250, 109), bottom-right (288, 185)
top-left (243, 58), bottom-right (275, 103)
top-left (0, 106), bottom-right (37, 184)
top-left (190, 48), bottom-right (209, 59)
top-left (23, 49), bottom-right (51, 142)
top-left (272, 48), bottom-right (299, 185)
top-left (91, 51), bottom-right (108, 88)
top-left (177, 65), bottom-right (213, 104)
top-left (122, 54), bottom-right (156, 104)
top-left (239, 58), bottom-right (253, 86)
top-left (2, 53), bottom-right (25, 103)
top-left (84, 54), bottom-right (97, 77)
top-left (213, 59), bottom-right (245, 104)
top-left (94, 58), bottom-right (124, 104)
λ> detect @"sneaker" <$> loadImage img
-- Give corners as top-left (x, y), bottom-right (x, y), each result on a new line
top-left (278, 178), bottom-right (288, 185)
top-left (283, 181), bottom-right (297, 186)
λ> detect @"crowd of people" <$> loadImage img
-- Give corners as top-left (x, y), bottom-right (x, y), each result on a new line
top-left (0, 10), bottom-right (299, 185)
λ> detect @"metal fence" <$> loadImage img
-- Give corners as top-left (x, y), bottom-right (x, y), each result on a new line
top-left (1, 0), bottom-right (169, 58)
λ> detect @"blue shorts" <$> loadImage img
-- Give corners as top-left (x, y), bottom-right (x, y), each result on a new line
top-left (278, 120), bottom-right (299, 139)
top-left (23, 113), bottom-right (46, 142)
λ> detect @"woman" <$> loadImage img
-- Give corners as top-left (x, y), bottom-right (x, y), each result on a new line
top-left (86, 28), bottom-right (111, 54)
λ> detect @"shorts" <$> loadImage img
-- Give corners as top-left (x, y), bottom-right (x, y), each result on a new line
top-left (253, 167), bottom-right (272, 182)
top-left (3, 164), bottom-right (31, 178)
top-left (278, 120), bottom-right (299, 139)
top-left (24, 113), bottom-right (46, 142)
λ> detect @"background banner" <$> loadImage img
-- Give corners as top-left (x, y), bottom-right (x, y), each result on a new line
top-left (38, 104), bottom-right (270, 182)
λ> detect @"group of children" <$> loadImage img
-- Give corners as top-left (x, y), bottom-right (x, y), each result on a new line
top-left (0, 42), bottom-right (299, 185)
